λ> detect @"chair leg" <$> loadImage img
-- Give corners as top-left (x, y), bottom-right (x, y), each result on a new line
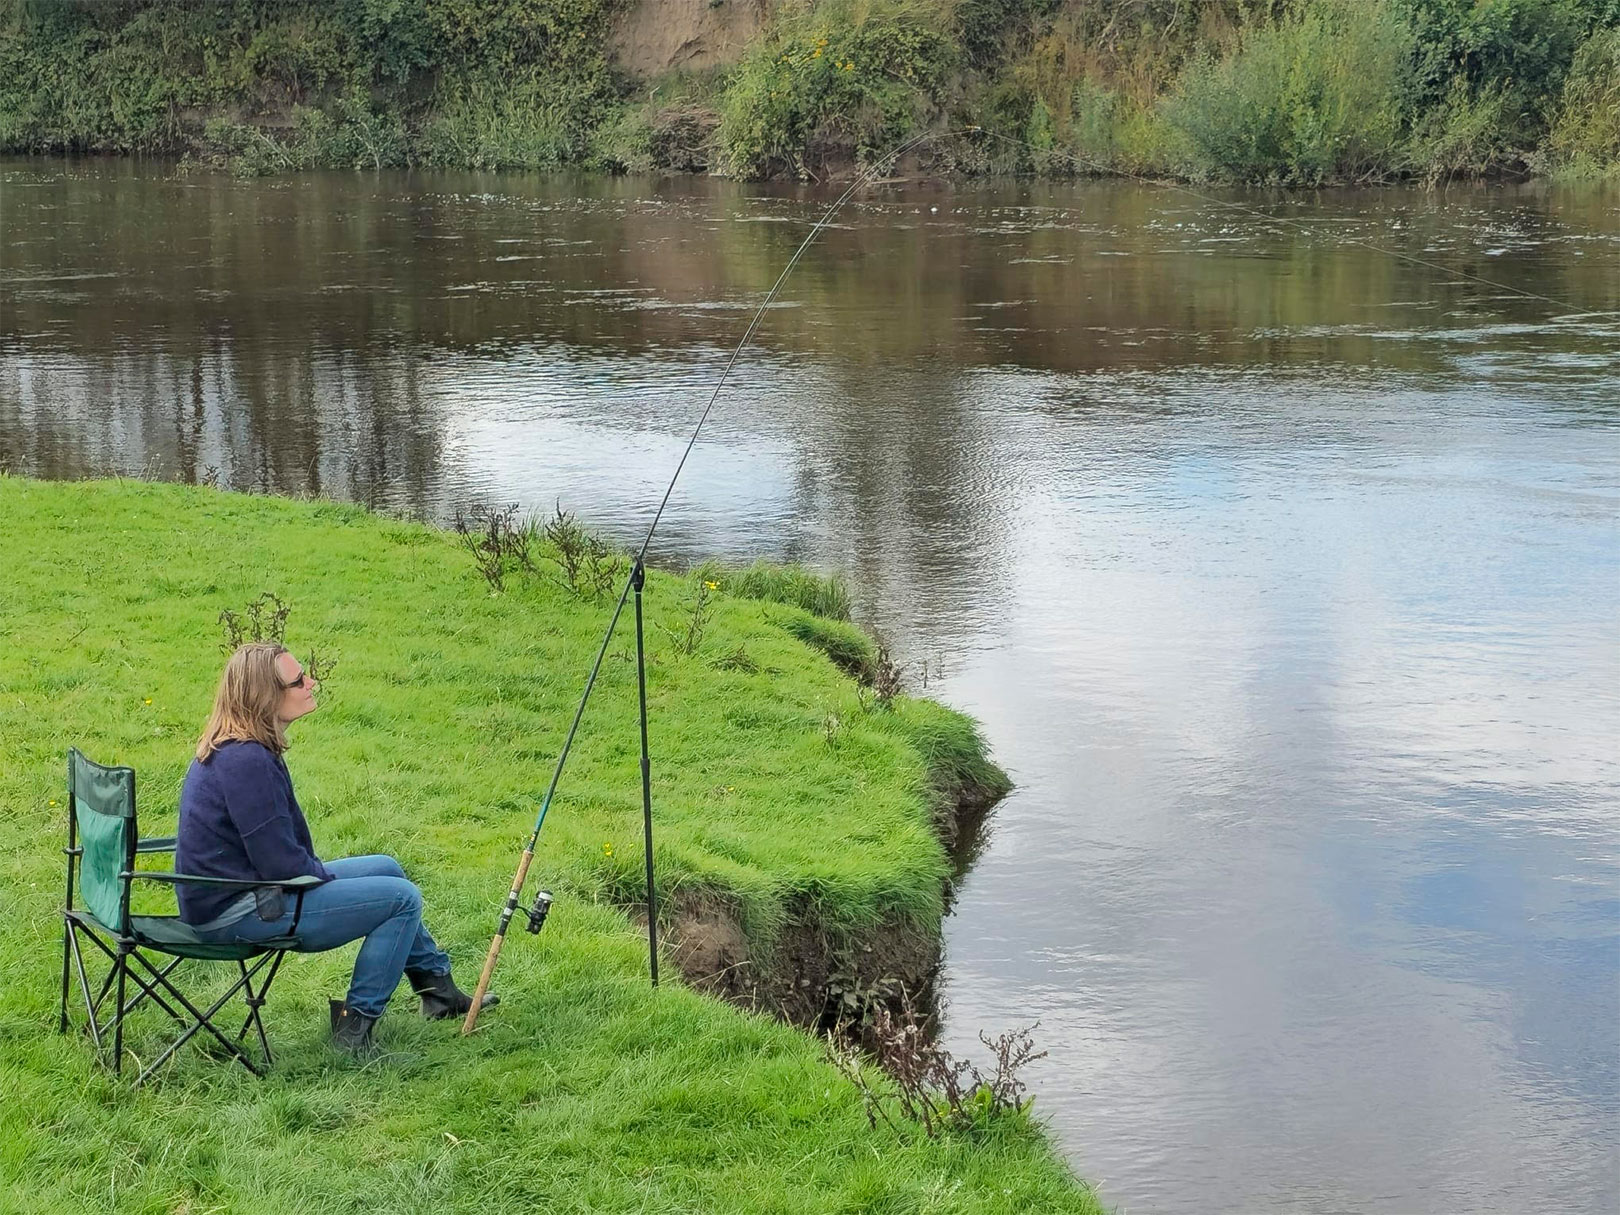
top-left (109, 955), bottom-right (189, 1032)
top-left (237, 953), bottom-right (285, 1065)
top-left (59, 915), bottom-right (72, 1034)
top-left (88, 957), bottom-right (118, 1025)
top-left (67, 926), bottom-right (105, 1052)
top-left (70, 926), bottom-right (142, 1050)
top-left (65, 929), bottom-right (293, 1085)
top-left (112, 946), bottom-right (128, 1077)
top-left (128, 950), bottom-right (275, 1086)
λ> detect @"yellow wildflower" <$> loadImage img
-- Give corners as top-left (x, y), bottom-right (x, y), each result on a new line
top-left (704, 580), bottom-right (719, 591)
top-left (143, 698), bottom-right (152, 705)
top-left (602, 842), bottom-right (615, 859)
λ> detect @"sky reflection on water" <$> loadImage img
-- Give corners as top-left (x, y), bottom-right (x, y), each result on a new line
top-left (3, 161), bottom-right (1618, 1213)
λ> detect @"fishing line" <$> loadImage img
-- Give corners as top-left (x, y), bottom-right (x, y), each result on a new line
top-left (462, 122), bottom-right (1609, 1033)
top-left (460, 127), bottom-right (944, 1031)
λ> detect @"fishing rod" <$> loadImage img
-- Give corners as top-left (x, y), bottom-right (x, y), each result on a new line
top-left (460, 127), bottom-right (945, 1033)
top-left (463, 121), bottom-right (1605, 1034)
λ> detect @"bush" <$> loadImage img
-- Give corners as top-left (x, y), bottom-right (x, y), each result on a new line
top-left (591, 97), bottom-right (721, 173)
top-left (1162, 0), bottom-right (1416, 184)
top-left (715, 0), bottom-right (957, 179)
top-left (1407, 76), bottom-right (1519, 181)
top-left (1544, 25), bottom-right (1620, 177)
top-left (1397, 0), bottom-right (1598, 145)
top-left (0, 0), bottom-right (622, 170)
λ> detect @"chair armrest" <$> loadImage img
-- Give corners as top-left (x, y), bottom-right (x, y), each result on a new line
top-left (136, 835), bottom-right (177, 853)
top-left (128, 872), bottom-right (327, 890)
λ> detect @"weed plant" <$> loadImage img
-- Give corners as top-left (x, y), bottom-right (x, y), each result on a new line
top-left (454, 503), bottom-right (535, 593)
top-left (218, 590), bottom-right (293, 651)
top-left (826, 988), bottom-right (1046, 1141)
top-left (660, 577), bottom-right (718, 657)
top-left (0, 477), bottom-right (1087, 1214)
top-left (542, 504), bottom-right (625, 602)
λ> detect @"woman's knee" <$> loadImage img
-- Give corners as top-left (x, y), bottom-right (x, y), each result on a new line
top-left (344, 853), bottom-right (407, 880)
top-left (388, 877), bottom-right (423, 918)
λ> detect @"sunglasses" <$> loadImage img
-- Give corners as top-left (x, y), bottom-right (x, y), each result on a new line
top-left (284, 669), bottom-right (311, 689)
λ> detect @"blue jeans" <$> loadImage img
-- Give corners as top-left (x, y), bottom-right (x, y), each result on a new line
top-left (202, 854), bottom-right (452, 1019)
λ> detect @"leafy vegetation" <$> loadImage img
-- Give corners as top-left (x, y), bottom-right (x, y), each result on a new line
top-left (0, 476), bottom-right (1091, 1213)
top-left (1161, 0), bottom-right (1413, 184)
top-left (712, 0), bottom-right (957, 179)
top-left (1, 0), bottom-right (1615, 182)
top-left (1544, 24), bottom-right (1620, 176)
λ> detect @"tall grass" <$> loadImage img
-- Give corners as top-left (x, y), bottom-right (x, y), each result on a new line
top-left (777, 608), bottom-right (878, 682)
top-left (0, 477), bottom-right (1087, 1213)
top-left (419, 80), bottom-right (583, 171)
top-left (695, 559), bottom-right (854, 621)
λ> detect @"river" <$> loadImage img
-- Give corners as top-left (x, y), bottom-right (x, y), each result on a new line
top-left (3, 160), bottom-right (1617, 1213)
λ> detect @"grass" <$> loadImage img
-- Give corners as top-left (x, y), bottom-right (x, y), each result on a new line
top-left (0, 476), bottom-right (1097, 1214)
top-left (694, 559), bottom-right (855, 622)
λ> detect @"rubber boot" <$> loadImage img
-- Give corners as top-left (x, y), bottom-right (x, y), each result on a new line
top-left (406, 968), bottom-right (499, 1021)
top-left (329, 998), bottom-right (379, 1053)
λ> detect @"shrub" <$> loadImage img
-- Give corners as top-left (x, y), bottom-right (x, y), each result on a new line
top-left (1396, 0), bottom-right (1598, 145)
top-left (0, 0), bottom-right (621, 170)
top-left (591, 99), bottom-right (721, 173)
top-left (1162, 0), bottom-right (1416, 184)
top-left (715, 0), bottom-right (957, 179)
top-left (1544, 25), bottom-right (1620, 177)
top-left (1407, 76), bottom-right (1519, 181)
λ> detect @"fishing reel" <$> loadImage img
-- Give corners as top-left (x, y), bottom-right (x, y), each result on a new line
top-left (524, 888), bottom-right (554, 935)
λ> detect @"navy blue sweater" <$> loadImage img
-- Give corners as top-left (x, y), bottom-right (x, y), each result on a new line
top-left (175, 740), bottom-right (334, 924)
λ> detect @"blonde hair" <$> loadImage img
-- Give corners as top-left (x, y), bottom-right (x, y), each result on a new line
top-left (196, 643), bottom-right (294, 762)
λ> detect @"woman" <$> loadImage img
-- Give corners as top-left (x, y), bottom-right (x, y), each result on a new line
top-left (177, 642), bottom-right (495, 1052)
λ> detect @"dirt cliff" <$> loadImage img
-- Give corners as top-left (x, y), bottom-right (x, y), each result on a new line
top-left (609, 0), bottom-right (773, 78)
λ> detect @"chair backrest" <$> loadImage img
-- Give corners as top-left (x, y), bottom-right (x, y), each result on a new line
top-left (68, 748), bottom-right (136, 932)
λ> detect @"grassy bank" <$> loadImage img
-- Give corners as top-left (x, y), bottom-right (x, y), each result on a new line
top-left (2, 0), bottom-right (1616, 184)
top-left (0, 476), bottom-right (1093, 1214)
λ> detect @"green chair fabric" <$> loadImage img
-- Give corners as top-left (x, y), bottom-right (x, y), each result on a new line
top-left (128, 916), bottom-right (297, 962)
top-left (69, 749), bottom-right (134, 932)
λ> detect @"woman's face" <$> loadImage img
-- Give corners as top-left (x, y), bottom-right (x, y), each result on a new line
top-left (274, 651), bottom-right (319, 725)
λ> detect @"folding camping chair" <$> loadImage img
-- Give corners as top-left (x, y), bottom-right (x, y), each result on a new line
top-left (58, 748), bottom-right (321, 1085)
